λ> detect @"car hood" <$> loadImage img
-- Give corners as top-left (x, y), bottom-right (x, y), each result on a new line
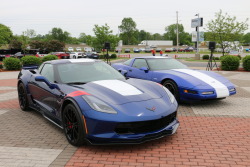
top-left (63, 79), bottom-right (163, 105)
top-left (155, 68), bottom-right (232, 88)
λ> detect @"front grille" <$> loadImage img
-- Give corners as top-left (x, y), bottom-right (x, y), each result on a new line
top-left (115, 111), bottom-right (177, 134)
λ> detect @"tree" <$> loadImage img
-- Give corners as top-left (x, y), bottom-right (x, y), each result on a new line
top-left (45, 40), bottom-right (65, 52)
top-left (24, 29), bottom-right (36, 39)
top-left (243, 32), bottom-right (250, 45)
top-left (0, 24), bottom-right (13, 47)
top-left (92, 24), bottom-right (119, 50)
top-left (206, 10), bottom-right (248, 55)
top-left (118, 17), bottom-right (138, 45)
top-left (29, 40), bottom-right (46, 50)
top-left (164, 24), bottom-right (191, 46)
top-left (152, 33), bottom-right (163, 40)
top-left (48, 28), bottom-right (71, 43)
top-left (9, 39), bottom-right (22, 49)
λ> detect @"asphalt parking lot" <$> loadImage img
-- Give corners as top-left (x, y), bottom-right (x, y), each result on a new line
top-left (0, 67), bottom-right (250, 167)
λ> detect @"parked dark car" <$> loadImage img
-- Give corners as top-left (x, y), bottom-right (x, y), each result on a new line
top-left (133, 48), bottom-right (140, 53)
top-left (165, 48), bottom-right (177, 52)
top-left (184, 47), bottom-right (195, 52)
top-left (156, 48), bottom-right (162, 52)
top-left (83, 52), bottom-right (99, 59)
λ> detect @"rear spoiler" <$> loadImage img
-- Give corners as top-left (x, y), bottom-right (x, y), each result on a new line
top-left (22, 64), bottom-right (39, 70)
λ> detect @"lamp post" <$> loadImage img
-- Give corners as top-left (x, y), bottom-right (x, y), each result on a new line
top-left (176, 11), bottom-right (179, 53)
top-left (195, 13), bottom-right (199, 53)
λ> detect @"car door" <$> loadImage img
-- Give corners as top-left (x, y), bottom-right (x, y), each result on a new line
top-left (126, 58), bottom-right (151, 80)
top-left (28, 63), bottom-right (61, 122)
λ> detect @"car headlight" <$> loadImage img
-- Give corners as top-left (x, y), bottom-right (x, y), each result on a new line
top-left (82, 96), bottom-right (117, 114)
top-left (162, 86), bottom-right (175, 104)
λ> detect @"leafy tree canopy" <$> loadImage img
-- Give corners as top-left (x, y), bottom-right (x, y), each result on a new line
top-left (206, 10), bottom-right (248, 55)
top-left (0, 24), bottom-right (13, 47)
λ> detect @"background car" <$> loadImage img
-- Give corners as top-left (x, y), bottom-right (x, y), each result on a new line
top-left (184, 47), bottom-right (194, 52)
top-left (68, 52), bottom-right (83, 59)
top-left (156, 48), bottom-right (162, 52)
top-left (133, 48), bottom-right (140, 53)
top-left (112, 57), bottom-right (236, 102)
top-left (76, 47), bottom-right (82, 51)
top-left (145, 47), bottom-right (152, 53)
top-left (139, 48), bottom-right (145, 52)
top-left (165, 48), bottom-right (177, 52)
top-left (83, 52), bottom-right (99, 59)
top-left (124, 48), bottom-right (131, 53)
top-left (17, 59), bottom-right (179, 146)
top-left (68, 47), bottom-right (74, 52)
top-left (50, 52), bottom-right (70, 59)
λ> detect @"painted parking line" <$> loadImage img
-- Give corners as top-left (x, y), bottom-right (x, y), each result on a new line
top-left (0, 146), bottom-right (62, 167)
top-left (191, 97), bottom-right (250, 117)
top-left (0, 91), bottom-right (18, 102)
top-left (0, 109), bottom-right (8, 115)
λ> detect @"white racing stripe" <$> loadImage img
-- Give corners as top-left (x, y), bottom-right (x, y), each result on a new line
top-left (93, 80), bottom-right (143, 96)
top-left (173, 69), bottom-right (229, 98)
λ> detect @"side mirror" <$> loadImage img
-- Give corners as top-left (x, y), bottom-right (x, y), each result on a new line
top-left (35, 76), bottom-right (60, 90)
top-left (139, 67), bottom-right (149, 72)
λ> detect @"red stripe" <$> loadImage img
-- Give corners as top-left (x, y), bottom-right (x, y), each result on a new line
top-left (67, 91), bottom-right (90, 97)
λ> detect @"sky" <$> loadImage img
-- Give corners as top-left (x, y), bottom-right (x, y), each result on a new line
top-left (1, 0), bottom-right (250, 37)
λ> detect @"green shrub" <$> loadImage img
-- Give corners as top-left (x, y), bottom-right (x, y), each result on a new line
top-left (3, 57), bottom-right (21, 70)
top-left (243, 55), bottom-right (250, 71)
top-left (42, 55), bottom-right (58, 62)
top-left (213, 57), bottom-right (220, 60)
top-left (110, 54), bottom-right (117, 59)
top-left (220, 55), bottom-right (225, 60)
top-left (0, 64), bottom-right (3, 69)
top-left (21, 56), bottom-right (42, 66)
top-left (221, 55), bottom-right (240, 71)
top-left (98, 55), bottom-right (105, 59)
top-left (202, 55), bottom-right (209, 60)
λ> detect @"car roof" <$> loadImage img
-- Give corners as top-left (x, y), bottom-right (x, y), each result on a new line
top-left (134, 56), bottom-right (172, 59)
top-left (47, 59), bottom-right (99, 65)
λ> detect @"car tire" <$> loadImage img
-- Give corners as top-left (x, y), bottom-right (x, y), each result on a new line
top-left (73, 56), bottom-right (76, 59)
top-left (18, 83), bottom-right (30, 111)
top-left (162, 80), bottom-right (180, 101)
top-left (62, 104), bottom-right (86, 146)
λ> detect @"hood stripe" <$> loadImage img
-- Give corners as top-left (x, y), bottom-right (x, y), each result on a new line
top-left (173, 69), bottom-right (229, 98)
top-left (93, 80), bottom-right (143, 96)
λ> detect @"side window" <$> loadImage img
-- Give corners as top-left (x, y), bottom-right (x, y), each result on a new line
top-left (132, 59), bottom-right (148, 69)
top-left (123, 59), bottom-right (133, 66)
top-left (40, 64), bottom-right (54, 83)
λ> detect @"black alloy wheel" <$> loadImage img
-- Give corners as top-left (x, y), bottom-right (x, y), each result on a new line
top-left (62, 104), bottom-right (85, 146)
top-left (162, 80), bottom-right (180, 102)
top-left (18, 83), bottom-right (30, 111)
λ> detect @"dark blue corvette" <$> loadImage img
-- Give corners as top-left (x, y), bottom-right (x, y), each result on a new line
top-left (112, 57), bottom-right (236, 102)
top-left (17, 59), bottom-right (179, 146)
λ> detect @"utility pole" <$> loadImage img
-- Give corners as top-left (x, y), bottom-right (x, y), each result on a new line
top-left (176, 11), bottom-right (179, 53)
top-left (196, 13), bottom-right (199, 53)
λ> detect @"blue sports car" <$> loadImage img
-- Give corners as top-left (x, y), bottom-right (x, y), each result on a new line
top-left (112, 57), bottom-right (236, 102)
top-left (17, 59), bottom-right (179, 146)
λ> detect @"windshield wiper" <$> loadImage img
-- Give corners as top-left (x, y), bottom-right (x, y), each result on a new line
top-left (66, 82), bottom-right (87, 85)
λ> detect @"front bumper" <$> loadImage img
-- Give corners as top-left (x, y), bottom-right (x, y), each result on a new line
top-left (84, 119), bottom-right (179, 145)
top-left (179, 87), bottom-right (236, 102)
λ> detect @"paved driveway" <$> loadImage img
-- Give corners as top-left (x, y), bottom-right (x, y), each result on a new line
top-left (0, 70), bottom-right (249, 167)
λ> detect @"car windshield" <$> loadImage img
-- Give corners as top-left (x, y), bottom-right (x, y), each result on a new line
top-left (146, 58), bottom-right (188, 71)
top-left (57, 61), bottom-right (125, 84)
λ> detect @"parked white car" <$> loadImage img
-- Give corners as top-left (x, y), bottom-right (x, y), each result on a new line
top-left (68, 52), bottom-right (83, 59)
top-left (76, 47), bottom-right (82, 51)
top-left (68, 47), bottom-right (74, 51)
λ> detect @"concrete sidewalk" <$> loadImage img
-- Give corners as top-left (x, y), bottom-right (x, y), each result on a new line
top-left (0, 70), bottom-right (249, 167)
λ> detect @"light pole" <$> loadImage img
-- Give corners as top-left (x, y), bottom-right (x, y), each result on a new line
top-left (195, 13), bottom-right (199, 53)
top-left (176, 11), bottom-right (179, 53)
